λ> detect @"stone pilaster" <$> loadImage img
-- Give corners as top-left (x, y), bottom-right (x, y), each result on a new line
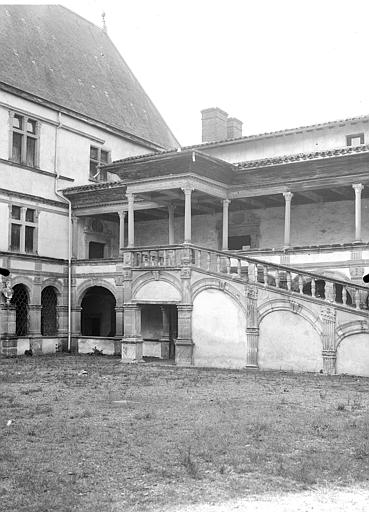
top-left (245, 286), bottom-right (259, 368)
top-left (121, 304), bottom-right (143, 362)
top-left (115, 305), bottom-right (124, 337)
top-left (0, 304), bottom-right (17, 357)
top-left (28, 304), bottom-right (42, 337)
top-left (320, 306), bottom-right (337, 374)
top-left (175, 305), bottom-right (193, 366)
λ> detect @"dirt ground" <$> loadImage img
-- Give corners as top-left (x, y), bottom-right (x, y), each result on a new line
top-left (1, 354), bottom-right (369, 512)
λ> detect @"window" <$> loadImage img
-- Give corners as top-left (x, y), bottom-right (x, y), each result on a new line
top-left (346, 133), bottom-right (364, 147)
top-left (9, 206), bottom-right (38, 253)
top-left (89, 146), bottom-right (110, 180)
top-left (10, 112), bottom-right (39, 167)
top-left (89, 241), bottom-right (105, 259)
top-left (228, 235), bottom-right (251, 250)
top-left (11, 284), bottom-right (29, 336)
top-left (41, 286), bottom-right (58, 336)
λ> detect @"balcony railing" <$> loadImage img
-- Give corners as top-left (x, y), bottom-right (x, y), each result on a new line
top-left (122, 244), bottom-right (369, 312)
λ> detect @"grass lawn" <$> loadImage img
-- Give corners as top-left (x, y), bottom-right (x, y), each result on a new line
top-left (1, 354), bottom-right (369, 511)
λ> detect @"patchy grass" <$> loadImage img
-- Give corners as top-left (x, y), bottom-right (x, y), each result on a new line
top-left (1, 355), bottom-right (369, 511)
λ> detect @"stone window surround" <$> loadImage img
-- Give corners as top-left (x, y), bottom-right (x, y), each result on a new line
top-left (8, 203), bottom-right (39, 255)
top-left (89, 145), bottom-right (111, 181)
top-left (346, 133), bottom-right (364, 147)
top-left (9, 110), bottom-right (40, 168)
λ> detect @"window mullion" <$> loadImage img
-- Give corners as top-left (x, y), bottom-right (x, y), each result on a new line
top-left (21, 117), bottom-right (27, 164)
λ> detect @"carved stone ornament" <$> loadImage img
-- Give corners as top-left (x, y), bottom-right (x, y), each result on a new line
top-left (2, 280), bottom-right (13, 304)
top-left (115, 276), bottom-right (124, 286)
top-left (246, 286), bottom-right (258, 300)
top-left (152, 270), bottom-right (160, 281)
top-left (218, 280), bottom-right (227, 291)
top-left (291, 302), bottom-right (302, 315)
top-left (122, 269), bottom-right (132, 281)
top-left (319, 306), bottom-right (336, 323)
top-left (180, 267), bottom-right (191, 279)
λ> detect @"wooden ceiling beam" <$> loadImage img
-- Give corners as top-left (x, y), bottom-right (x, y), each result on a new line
top-left (297, 190), bottom-right (323, 202)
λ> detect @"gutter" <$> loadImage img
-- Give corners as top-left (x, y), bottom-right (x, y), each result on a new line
top-left (53, 112), bottom-right (72, 352)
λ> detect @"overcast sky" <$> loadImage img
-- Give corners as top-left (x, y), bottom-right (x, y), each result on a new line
top-left (6, 0), bottom-right (369, 146)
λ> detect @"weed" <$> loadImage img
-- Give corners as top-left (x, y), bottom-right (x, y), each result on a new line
top-left (180, 446), bottom-right (201, 479)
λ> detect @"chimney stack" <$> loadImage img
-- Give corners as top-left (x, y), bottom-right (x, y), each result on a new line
top-left (201, 107), bottom-right (228, 143)
top-left (201, 107), bottom-right (243, 142)
top-left (227, 117), bottom-right (243, 139)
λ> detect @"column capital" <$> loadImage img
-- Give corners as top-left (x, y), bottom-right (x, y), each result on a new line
top-left (126, 192), bottom-right (135, 203)
top-left (168, 203), bottom-right (176, 211)
top-left (181, 187), bottom-right (194, 196)
top-left (118, 210), bottom-right (127, 219)
top-left (283, 191), bottom-right (293, 201)
top-left (222, 198), bottom-right (231, 206)
top-left (353, 183), bottom-right (364, 193)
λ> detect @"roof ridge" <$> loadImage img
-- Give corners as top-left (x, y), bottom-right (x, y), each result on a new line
top-left (183, 113), bottom-right (369, 149)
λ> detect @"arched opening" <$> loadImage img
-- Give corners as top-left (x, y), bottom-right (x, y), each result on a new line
top-left (41, 286), bottom-right (58, 335)
top-left (81, 286), bottom-right (116, 337)
top-left (11, 284), bottom-right (29, 336)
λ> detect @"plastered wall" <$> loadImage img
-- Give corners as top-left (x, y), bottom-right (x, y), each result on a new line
top-left (258, 310), bottom-right (322, 372)
top-left (336, 334), bottom-right (369, 377)
top-left (202, 120), bottom-right (369, 164)
top-left (192, 289), bottom-right (247, 368)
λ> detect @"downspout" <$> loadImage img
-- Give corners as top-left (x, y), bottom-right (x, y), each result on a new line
top-left (53, 112), bottom-right (72, 352)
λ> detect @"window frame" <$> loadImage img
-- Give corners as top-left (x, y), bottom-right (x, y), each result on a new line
top-left (9, 204), bottom-right (39, 254)
top-left (9, 111), bottom-right (40, 168)
top-left (89, 145), bottom-right (111, 181)
top-left (346, 133), bottom-right (365, 147)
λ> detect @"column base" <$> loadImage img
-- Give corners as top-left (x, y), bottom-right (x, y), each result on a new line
top-left (0, 335), bottom-right (17, 357)
top-left (159, 338), bottom-right (170, 359)
top-left (322, 350), bottom-right (336, 375)
top-left (245, 364), bottom-right (259, 370)
top-left (174, 338), bottom-right (193, 366)
top-left (121, 337), bottom-right (143, 363)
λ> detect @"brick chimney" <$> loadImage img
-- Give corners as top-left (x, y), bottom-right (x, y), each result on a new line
top-left (227, 117), bottom-right (243, 139)
top-left (201, 107), bottom-right (228, 143)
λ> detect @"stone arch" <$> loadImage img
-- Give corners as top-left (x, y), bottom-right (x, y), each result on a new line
top-left (192, 278), bottom-right (246, 315)
top-left (258, 299), bottom-right (323, 372)
top-left (41, 278), bottom-right (63, 296)
top-left (132, 272), bottom-right (182, 302)
top-left (76, 279), bottom-right (117, 307)
top-left (9, 276), bottom-right (33, 296)
top-left (336, 320), bottom-right (369, 376)
top-left (80, 286), bottom-right (116, 337)
top-left (258, 299), bottom-right (322, 336)
top-left (336, 320), bottom-right (369, 348)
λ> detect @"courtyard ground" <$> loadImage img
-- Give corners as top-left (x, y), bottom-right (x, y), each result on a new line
top-left (1, 355), bottom-right (369, 512)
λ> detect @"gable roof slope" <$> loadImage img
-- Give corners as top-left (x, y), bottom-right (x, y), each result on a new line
top-left (0, 4), bottom-right (179, 149)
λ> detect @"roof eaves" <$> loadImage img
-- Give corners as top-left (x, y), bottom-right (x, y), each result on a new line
top-left (236, 144), bottom-right (369, 170)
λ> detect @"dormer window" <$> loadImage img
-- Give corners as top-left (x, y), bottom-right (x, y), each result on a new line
top-left (346, 133), bottom-right (364, 147)
top-left (89, 146), bottom-right (110, 180)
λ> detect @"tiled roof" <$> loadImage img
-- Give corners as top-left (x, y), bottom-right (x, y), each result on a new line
top-left (182, 114), bottom-right (369, 149)
top-left (62, 180), bottom-right (123, 195)
top-left (236, 144), bottom-right (369, 170)
top-left (0, 5), bottom-right (179, 150)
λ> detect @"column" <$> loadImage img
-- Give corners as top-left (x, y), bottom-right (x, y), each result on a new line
top-left (160, 306), bottom-right (170, 359)
top-left (182, 187), bottom-right (192, 243)
top-left (222, 199), bottom-right (231, 250)
top-left (118, 211), bottom-right (126, 254)
top-left (353, 184), bottom-right (364, 242)
top-left (168, 204), bottom-right (175, 245)
top-left (71, 216), bottom-right (79, 259)
top-left (283, 191), bottom-right (293, 247)
top-left (127, 193), bottom-right (135, 248)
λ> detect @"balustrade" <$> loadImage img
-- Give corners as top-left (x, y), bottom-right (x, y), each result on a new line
top-left (121, 244), bottom-right (369, 312)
